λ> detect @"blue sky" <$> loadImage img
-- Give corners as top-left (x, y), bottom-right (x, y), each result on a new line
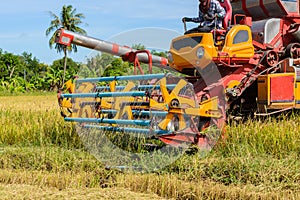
top-left (0, 0), bottom-right (198, 64)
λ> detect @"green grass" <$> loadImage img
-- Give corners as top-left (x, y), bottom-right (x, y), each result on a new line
top-left (0, 94), bottom-right (300, 199)
top-left (0, 109), bottom-right (81, 148)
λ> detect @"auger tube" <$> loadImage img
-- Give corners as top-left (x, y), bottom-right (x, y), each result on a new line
top-left (55, 28), bottom-right (171, 70)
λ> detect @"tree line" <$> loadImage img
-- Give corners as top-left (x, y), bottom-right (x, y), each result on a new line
top-left (0, 49), bottom-right (80, 92)
top-left (0, 48), bottom-right (167, 93)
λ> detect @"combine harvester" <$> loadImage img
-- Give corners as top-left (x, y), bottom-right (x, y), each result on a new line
top-left (56, 0), bottom-right (300, 151)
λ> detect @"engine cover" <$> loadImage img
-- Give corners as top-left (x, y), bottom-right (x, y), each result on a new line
top-left (251, 18), bottom-right (281, 47)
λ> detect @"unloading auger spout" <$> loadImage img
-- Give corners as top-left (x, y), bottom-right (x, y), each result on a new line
top-left (55, 28), bottom-right (171, 73)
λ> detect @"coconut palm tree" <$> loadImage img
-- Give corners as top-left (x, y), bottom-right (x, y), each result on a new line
top-left (46, 5), bottom-right (87, 86)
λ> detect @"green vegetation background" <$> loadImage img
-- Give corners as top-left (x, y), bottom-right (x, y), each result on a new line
top-left (0, 45), bottom-right (167, 94)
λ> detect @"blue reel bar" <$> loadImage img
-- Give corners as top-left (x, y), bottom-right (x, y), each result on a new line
top-left (83, 124), bottom-right (170, 135)
top-left (96, 84), bottom-right (177, 91)
top-left (76, 73), bottom-right (165, 83)
top-left (65, 117), bottom-right (151, 126)
top-left (101, 109), bottom-right (168, 117)
top-left (60, 91), bottom-right (147, 98)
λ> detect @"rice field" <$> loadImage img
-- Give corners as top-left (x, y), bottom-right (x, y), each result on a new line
top-left (0, 93), bottom-right (300, 199)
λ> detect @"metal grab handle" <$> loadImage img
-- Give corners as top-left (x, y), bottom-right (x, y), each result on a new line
top-left (183, 20), bottom-right (187, 32)
top-left (213, 18), bottom-right (217, 45)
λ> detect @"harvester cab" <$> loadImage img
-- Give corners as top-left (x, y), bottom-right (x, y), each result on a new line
top-left (168, 0), bottom-right (254, 75)
top-left (168, 24), bottom-right (255, 75)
